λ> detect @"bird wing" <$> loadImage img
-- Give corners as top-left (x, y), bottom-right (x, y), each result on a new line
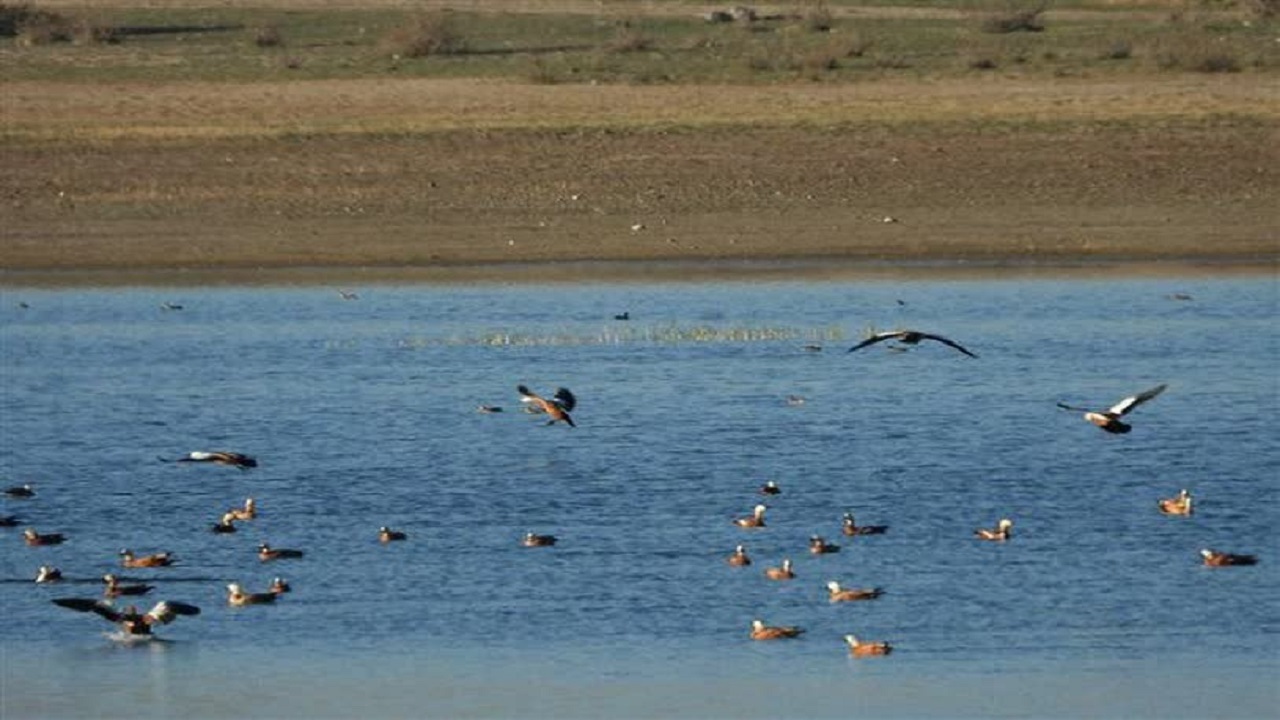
top-left (551, 387), bottom-right (577, 412)
top-left (146, 601), bottom-right (201, 625)
top-left (1109, 384), bottom-right (1167, 416)
top-left (1056, 402), bottom-right (1091, 413)
top-left (846, 332), bottom-right (899, 353)
top-left (53, 598), bottom-right (124, 622)
top-left (918, 333), bottom-right (978, 358)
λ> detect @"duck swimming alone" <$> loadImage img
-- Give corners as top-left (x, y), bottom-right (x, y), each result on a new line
top-left (759, 481), bottom-right (781, 496)
top-left (843, 633), bottom-right (893, 657)
top-left (103, 574), bottom-right (153, 598)
top-left (24, 529), bottom-right (65, 546)
top-left (227, 498), bottom-right (256, 522)
top-left (975, 518), bottom-right (1014, 541)
top-left (35, 566), bottom-right (62, 583)
top-left (1200, 549), bottom-right (1258, 567)
top-left (841, 512), bottom-right (888, 536)
top-left (847, 329), bottom-right (977, 358)
top-left (258, 543), bottom-right (304, 561)
top-left (211, 512), bottom-right (238, 534)
top-left (269, 577), bottom-right (291, 594)
top-left (809, 536), bottom-right (841, 554)
top-left (522, 532), bottom-right (558, 547)
top-left (379, 526), bottom-right (407, 543)
top-left (517, 385), bottom-right (577, 427)
top-left (826, 581), bottom-right (884, 602)
top-left (733, 504), bottom-right (767, 529)
top-left (53, 598), bottom-right (200, 637)
top-left (4, 483), bottom-right (35, 498)
top-left (119, 549), bottom-right (175, 568)
top-left (727, 545), bottom-right (752, 566)
top-left (1057, 384), bottom-right (1167, 434)
top-left (0, 515), bottom-right (21, 527)
top-left (750, 619), bottom-right (805, 640)
top-left (1158, 489), bottom-right (1193, 516)
top-left (226, 582), bottom-right (280, 606)
top-left (764, 558), bottom-right (795, 580)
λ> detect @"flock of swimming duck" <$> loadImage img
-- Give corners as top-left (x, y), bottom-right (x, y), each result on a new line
top-left (2, 323), bottom-right (1261, 652)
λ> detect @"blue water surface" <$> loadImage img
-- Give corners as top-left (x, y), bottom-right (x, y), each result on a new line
top-left (1, 276), bottom-right (1277, 719)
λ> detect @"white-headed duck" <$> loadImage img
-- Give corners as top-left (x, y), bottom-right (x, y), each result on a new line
top-left (734, 504), bottom-right (767, 529)
top-left (841, 512), bottom-right (888, 536)
top-left (35, 565), bottom-right (62, 583)
top-left (809, 535), bottom-right (840, 554)
top-left (258, 543), bottom-right (304, 561)
top-left (120, 549), bottom-right (175, 568)
top-left (212, 512), bottom-right (238, 534)
top-left (759, 481), bottom-right (781, 496)
top-left (764, 558), bottom-right (795, 580)
top-left (786, 395), bottom-right (806, 406)
top-left (847, 329), bottom-right (977, 358)
top-left (826, 581), bottom-right (884, 602)
top-left (170, 451), bottom-right (258, 469)
top-left (517, 385), bottom-right (576, 427)
top-left (1057, 384), bottom-right (1167, 434)
top-left (4, 483), bottom-right (35, 498)
top-left (522, 532), bottom-right (558, 547)
top-left (1200, 549), bottom-right (1258, 567)
top-left (24, 529), bottom-right (65, 546)
top-left (227, 497), bottom-right (256, 521)
top-left (727, 545), bottom-right (751, 566)
top-left (750, 619), bottom-right (805, 640)
top-left (476, 404), bottom-right (504, 413)
top-left (975, 518), bottom-right (1013, 541)
top-left (52, 598), bottom-right (200, 637)
top-left (844, 634), bottom-right (893, 657)
top-left (103, 574), bottom-right (153, 598)
top-left (227, 582), bottom-right (279, 606)
top-left (1158, 489), bottom-right (1193, 516)
top-left (269, 577), bottom-right (291, 594)
top-left (379, 526), bottom-right (407, 543)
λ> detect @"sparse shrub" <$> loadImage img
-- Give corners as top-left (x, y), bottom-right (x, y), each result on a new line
top-left (606, 25), bottom-right (653, 53)
top-left (969, 56), bottom-right (999, 70)
top-left (981, 2), bottom-right (1048, 33)
top-left (838, 34), bottom-right (871, 58)
top-left (525, 57), bottom-right (564, 84)
top-left (1243, 0), bottom-right (1278, 19)
top-left (1195, 52), bottom-right (1241, 72)
top-left (382, 11), bottom-right (466, 58)
top-left (873, 54), bottom-right (912, 69)
top-left (253, 23), bottom-right (284, 48)
top-left (805, 3), bottom-right (835, 32)
top-left (802, 48), bottom-right (840, 72)
top-left (0, 3), bottom-right (57, 36)
top-left (1101, 40), bottom-right (1132, 60)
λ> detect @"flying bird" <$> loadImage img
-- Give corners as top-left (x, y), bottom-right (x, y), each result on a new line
top-left (1057, 384), bottom-right (1167, 434)
top-left (847, 329), bottom-right (977, 358)
top-left (51, 598), bottom-right (200, 638)
top-left (163, 451), bottom-right (258, 469)
top-left (517, 385), bottom-right (577, 427)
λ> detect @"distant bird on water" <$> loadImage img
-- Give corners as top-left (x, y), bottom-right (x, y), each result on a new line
top-left (1200, 549), bottom-right (1257, 567)
top-left (517, 385), bottom-right (577, 427)
top-left (844, 634), bottom-right (893, 657)
top-left (120, 549), bottom-right (175, 568)
top-left (24, 529), bottom-right (65, 546)
top-left (975, 518), bottom-right (1014, 541)
top-left (1158, 489), bottom-right (1193, 516)
top-left (750, 619), bottom-right (804, 640)
top-left (4, 483), bottom-right (35, 498)
top-left (841, 512), bottom-right (888, 536)
top-left (1057, 384), bottom-right (1167, 435)
top-left (847, 329), bottom-right (977, 358)
top-left (162, 451), bottom-right (258, 469)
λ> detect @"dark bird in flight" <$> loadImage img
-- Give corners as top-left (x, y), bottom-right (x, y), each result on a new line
top-left (517, 385), bottom-right (577, 427)
top-left (1057, 384), bottom-right (1167, 434)
top-left (847, 330), bottom-right (977, 358)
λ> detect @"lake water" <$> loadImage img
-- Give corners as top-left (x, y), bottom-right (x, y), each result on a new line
top-left (1, 276), bottom-right (1277, 719)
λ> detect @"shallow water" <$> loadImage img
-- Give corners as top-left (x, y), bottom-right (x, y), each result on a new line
top-left (1, 277), bottom-right (1277, 719)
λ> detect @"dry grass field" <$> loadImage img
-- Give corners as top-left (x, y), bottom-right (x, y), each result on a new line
top-left (1, 0), bottom-right (1276, 284)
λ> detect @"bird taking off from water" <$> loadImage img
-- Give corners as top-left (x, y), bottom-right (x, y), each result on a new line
top-left (517, 385), bottom-right (577, 427)
top-left (1057, 384), bottom-right (1167, 434)
top-left (847, 329), bottom-right (977, 358)
top-left (51, 598), bottom-right (200, 638)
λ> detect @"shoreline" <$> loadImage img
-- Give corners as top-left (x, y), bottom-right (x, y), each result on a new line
top-left (2, 254), bottom-right (1274, 288)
